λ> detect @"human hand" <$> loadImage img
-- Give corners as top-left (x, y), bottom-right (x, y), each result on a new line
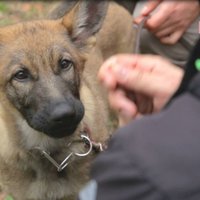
top-left (134, 0), bottom-right (200, 44)
top-left (98, 54), bottom-right (184, 125)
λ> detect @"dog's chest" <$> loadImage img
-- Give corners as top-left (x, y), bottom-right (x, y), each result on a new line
top-left (22, 150), bottom-right (90, 200)
top-left (21, 166), bottom-right (76, 199)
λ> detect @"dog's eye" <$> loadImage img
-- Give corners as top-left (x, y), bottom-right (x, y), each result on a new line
top-left (13, 69), bottom-right (30, 82)
top-left (59, 59), bottom-right (73, 71)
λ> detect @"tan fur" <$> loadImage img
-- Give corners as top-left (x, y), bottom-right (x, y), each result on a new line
top-left (0, 1), bottom-right (135, 200)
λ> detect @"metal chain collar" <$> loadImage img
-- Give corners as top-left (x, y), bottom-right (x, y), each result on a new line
top-left (33, 134), bottom-right (103, 172)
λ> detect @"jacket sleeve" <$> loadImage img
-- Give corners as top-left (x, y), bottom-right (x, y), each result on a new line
top-left (78, 133), bottom-right (166, 200)
top-left (89, 133), bottom-right (167, 200)
top-left (79, 123), bottom-right (168, 200)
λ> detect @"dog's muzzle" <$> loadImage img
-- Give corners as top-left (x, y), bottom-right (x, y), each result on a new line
top-left (27, 99), bottom-right (85, 138)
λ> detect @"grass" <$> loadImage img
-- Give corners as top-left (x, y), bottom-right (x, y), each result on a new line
top-left (0, 1), bottom-right (56, 27)
top-left (0, 2), bottom-right (8, 12)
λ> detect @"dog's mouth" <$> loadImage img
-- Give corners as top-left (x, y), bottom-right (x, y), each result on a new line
top-left (30, 116), bottom-right (84, 139)
top-left (42, 125), bottom-right (79, 138)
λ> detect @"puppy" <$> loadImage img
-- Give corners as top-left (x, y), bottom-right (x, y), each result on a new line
top-left (0, 1), bottom-right (135, 199)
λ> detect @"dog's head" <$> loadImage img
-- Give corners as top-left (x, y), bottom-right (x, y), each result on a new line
top-left (0, 1), bottom-right (108, 138)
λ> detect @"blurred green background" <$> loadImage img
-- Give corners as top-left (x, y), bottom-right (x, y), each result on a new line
top-left (0, 1), bottom-right (56, 26)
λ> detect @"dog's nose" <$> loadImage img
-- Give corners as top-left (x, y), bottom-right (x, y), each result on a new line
top-left (50, 103), bottom-right (75, 123)
top-left (30, 99), bottom-right (84, 138)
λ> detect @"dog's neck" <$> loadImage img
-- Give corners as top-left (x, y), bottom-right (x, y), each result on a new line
top-left (10, 117), bottom-right (103, 171)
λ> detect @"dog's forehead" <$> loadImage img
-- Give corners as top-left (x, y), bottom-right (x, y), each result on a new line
top-left (20, 21), bottom-right (71, 52)
top-left (0, 20), bottom-right (73, 56)
top-left (0, 20), bottom-right (83, 73)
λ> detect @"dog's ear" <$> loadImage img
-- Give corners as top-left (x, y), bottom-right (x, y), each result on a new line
top-left (62, 0), bottom-right (108, 49)
top-left (48, 0), bottom-right (78, 19)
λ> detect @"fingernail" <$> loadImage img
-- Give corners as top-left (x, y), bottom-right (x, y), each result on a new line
top-left (141, 6), bottom-right (148, 15)
top-left (114, 65), bottom-right (129, 81)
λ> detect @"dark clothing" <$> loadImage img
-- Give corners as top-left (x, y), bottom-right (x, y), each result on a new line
top-left (78, 39), bottom-right (200, 200)
top-left (92, 92), bottom-right (200, 200)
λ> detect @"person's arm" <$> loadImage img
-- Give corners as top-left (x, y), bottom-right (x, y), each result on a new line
top-left (134, 0), bottom-right (200, 44)
top-left (98, 54), bottom-right (183, 125)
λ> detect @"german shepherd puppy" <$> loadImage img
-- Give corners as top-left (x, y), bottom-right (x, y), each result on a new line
top-left (0, 1), bottom-right (135, 199)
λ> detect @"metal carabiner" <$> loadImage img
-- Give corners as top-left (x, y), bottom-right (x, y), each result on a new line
top-left (74, 134), bottom-right (93, 157)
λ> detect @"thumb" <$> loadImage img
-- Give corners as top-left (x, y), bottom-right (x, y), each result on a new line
top-left (141, 0), bottom-right (162, 16)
